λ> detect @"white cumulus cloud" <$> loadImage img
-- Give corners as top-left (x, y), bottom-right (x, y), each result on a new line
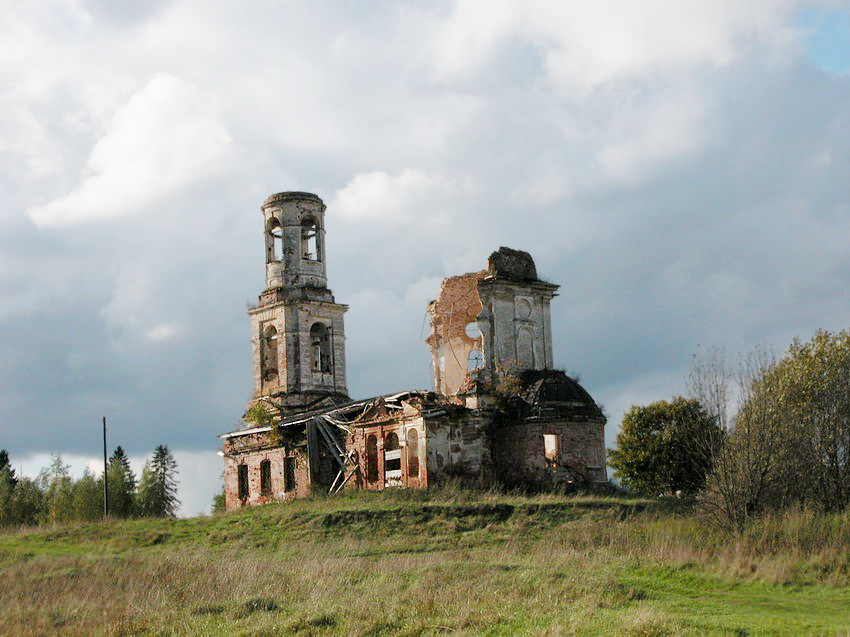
top-left (28, 73), bottom-right (234, 227)
top-left (432, 0), bottom-right (800, 93)
top-left (331, 169), bottom-right (462, 225)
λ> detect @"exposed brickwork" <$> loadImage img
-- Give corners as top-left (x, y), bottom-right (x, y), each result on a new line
top-left (491, 416), bottom-right (607, 485)
top-left (222, 430), bottom-right (311, 509)
top-left (426, 271), bottom-right (486, 397)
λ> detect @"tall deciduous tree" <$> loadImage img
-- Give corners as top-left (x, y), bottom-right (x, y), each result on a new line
top-left (9, 477), bottom-right (44, 526)
top-left (609, 397), bottom-right (722, 496)
top-left (703, 329), bottom-right (850, 530)
top-left (137, 445), bottom-right (179, 518)
top-left (72, 468), bottom-right (103, 521)
top-left (38, 454), bottom-right (74, 525)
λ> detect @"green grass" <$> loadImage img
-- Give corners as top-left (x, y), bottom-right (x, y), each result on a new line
top-left (2, 488), bottom-right (850, 635)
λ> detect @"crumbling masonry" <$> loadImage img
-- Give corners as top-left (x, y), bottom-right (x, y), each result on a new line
top-left (220, 192), bottom-right (606, 509)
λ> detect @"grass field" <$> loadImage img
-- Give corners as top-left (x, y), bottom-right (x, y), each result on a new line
top-left (2, 487), bottom-right (850, 635)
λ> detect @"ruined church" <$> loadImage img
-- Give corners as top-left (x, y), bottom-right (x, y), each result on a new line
top-left (219, 192), bottom-right (606, 510)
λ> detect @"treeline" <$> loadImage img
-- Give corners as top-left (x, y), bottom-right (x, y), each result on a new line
top-left (610, 328), bottom-right (850, 532)
top-left (0, 445), bottom-right (179, 526)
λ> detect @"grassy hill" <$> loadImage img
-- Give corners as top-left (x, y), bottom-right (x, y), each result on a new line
top-left (2, 487), bottom-right (850, 636)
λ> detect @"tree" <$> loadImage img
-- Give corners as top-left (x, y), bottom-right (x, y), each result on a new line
top-left (106, 446), bottom-right (136, 518)
top-left (0, 449), bottom-right (17, 525)
top-left (696, 347), bottom-right (781, 531)
top-left (703, 329), bottom-right (850, 529)
top-left (0, 450), bottom-right (17, 489)
top-left (137, 445), bottom-right (179, 517)
top-left (72, 469), bottom-right (103, 522)
top-left (609, 397), bottom-right (722, 496)
top-left (211, 487), bottom-right (226, 515)
top-left (38, 454), bottom-right (75, 525)
top-left (9, 477), bottom-right (44, 526)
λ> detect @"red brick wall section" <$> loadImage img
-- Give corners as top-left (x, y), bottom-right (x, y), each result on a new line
top-left (348, 420), bottom-right (426, 492)
top-left (491, 417), bottom-right (607, 485)
top-left (223, 432), bottom-right (311, 510)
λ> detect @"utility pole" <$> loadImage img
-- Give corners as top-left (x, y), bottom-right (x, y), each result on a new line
top-left (102, 417), bottom-right (108, 520)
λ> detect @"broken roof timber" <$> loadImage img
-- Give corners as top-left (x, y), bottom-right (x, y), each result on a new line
top-left (218, 389), bottom-right (436, 439)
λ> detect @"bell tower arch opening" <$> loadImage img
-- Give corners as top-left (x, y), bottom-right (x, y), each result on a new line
top-left (301, 216), bottom-right (322, 262)
top-left (310, 322), bottom-right (333, 375)
top-left (261, 323), bottom-right (279, 388)
top-left (267, 218), bottom-right (284, 263)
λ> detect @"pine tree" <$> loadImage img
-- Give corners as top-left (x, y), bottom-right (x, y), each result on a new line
top-left (136, 445), bottom-right (179, 517)
top-left (0, 449), bottom-right (17, 525)
top-left (106, 446), bottom-right (136, 518)
top-left (0, 450), bottom-right (17, 489)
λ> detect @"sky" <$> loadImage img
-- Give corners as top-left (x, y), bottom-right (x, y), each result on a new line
top-left (3, 0), bottom-right (850, 516)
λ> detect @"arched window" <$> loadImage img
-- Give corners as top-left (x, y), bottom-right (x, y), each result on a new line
top-left (267, 218), bottom-right (283, 263)
top-left (365, 434), bottom-right (378, 483)
top-left (406, 428), bottom-right (419, 478)
top-left (301, 217), bottom-right (321, 261)
top-left (310, 323), bottom-right (332, 374)
top-left (262, 324), bottom-right (279, 383)
top-left (385, 432), bottom-right (399, 451)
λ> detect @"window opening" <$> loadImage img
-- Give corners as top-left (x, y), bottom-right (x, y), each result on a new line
top-left (310, 323), bottom-right (332, 374)
top-left (261, 324), bottom-right (279, 383)
top-left (384, 432), bottom-right (401, 480)
top-left (238, 464), bottom-right (249, 500)
top-left (406, 428), bottom-right (419, 478)
top-left (284, 457), bottom-right (296, 492)
top-left (365, 434), bottom-right (378, 483)
top-left (544, 434), bottom-right (561, 468)
top-left (301, 217), bottom-right (321, 261)
top-left (464, 321), bottom-right (481, 339)
top-left (468, 349), bottom-right (484, 371)
top-left (260, 459), bottom-right (272, 495)
top-left (268, 218), bottom-right (284, 262)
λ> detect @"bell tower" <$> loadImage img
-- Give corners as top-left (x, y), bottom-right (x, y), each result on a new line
top-left (248, 192), bottom-right (349, 413)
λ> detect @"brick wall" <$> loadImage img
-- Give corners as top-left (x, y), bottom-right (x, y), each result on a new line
top-left (223, 431), bottom-right (311, 510)
top-left (491, 415), bottom-right (607, 485)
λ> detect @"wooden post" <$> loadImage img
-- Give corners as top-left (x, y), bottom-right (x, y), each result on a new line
top-left (306, 419), bottom-right (319, 486)
top-left (102, 417), bottom-right (108, 520)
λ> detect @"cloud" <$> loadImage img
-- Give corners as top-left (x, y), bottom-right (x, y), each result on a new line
top-left (595, 81), bottom-right (715, 182)
top-left (145, 323), bottom-right (180, 343)
top-left (432, 0), bottom-right (800, 92)
top-left (28, 73), bottom-right (234, 227)
top-left (331, 169), bottom-right (462, 225)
